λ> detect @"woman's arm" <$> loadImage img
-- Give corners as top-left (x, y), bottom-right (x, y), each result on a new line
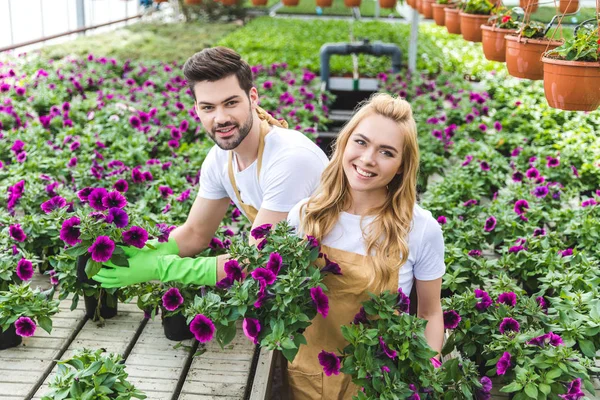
top-left (416, 277), bottom-right (444, 357)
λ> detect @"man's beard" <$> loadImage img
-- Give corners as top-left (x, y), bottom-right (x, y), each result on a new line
top-left (209, 105), bottom-right (254, 151)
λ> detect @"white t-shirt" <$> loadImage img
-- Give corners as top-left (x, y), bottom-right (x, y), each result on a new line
top-left (199, 126), bottom-right (329, 218)
top-left (287, 199), bottom-right (446, 296)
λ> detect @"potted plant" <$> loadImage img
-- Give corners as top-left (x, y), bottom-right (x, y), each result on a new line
top-left (317, 0), bottom-right (333, 6)
top-left (380, 0), bottom-right (398, 8)
top-left (41, 348), bottom-right (147, 400)
top-left (505, 21), bottom-right (564, 80)
top-left (560, 0), bottom-right (578, 13)
top-left (519, 0), bottom-right (538, 13)
top-left (460, 0), bottom-right (497, 42)
top-left (0, 283), bottom-right (59, 349)
top-left (446, 4), bottom-right (463, 34)
top-left (282, 0), bottom-right (300, 5)
top-left (541, 22), bottom-right (600, 111)
top-left (421, 0), bottom-right (437, 19)
top-left (481, 8), bottom-right (521, 62)
top-left (432, 0), bottom-right (455, 26)
top-left (344, 0), bottom-right (361, 6)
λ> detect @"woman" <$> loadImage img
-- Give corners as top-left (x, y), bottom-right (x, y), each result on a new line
top-left (286, 93), bottom-right (445, 399)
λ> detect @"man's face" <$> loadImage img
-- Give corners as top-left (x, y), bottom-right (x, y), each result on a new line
top-left (193, 75), bottom-right (258, 150)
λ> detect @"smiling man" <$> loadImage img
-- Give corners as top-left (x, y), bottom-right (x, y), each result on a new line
top-left (93, 47), bottom-right (329, 288)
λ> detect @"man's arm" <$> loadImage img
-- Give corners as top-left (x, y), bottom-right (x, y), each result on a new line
top-left (170, 195), bottom-right (231, 257)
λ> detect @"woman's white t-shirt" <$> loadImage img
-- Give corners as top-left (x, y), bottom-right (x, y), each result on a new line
top-left (287, 199), bottom-right (446, 296)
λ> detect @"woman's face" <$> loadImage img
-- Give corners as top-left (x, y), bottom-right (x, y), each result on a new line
top-left (342, 114), bottom-right (404, 195)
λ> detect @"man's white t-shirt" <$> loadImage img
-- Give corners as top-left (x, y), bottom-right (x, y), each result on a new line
top-left (287, 199), bottom-right (446, 296)
top-left (199, 126), bottom-right (329, 218)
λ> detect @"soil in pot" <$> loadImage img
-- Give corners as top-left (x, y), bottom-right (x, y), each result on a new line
top-left (84, 290), bottom-right (118, 321)
top-left (505, 35), bottom-right (563, 80)
top-left (542, 57), bottom-right (600, 112)
top-left (0, 324), bottom-right (22, 350)
top-left (445, 8), bottom-right (462, 34)
top-left (481, 25), bottom-right (516, 62)
top-left (432, 3), bottom-right (452, 26)
top-left (460, 13), bottom-right (490, 42)
top-left (162, 312), bottom-right (194, 341)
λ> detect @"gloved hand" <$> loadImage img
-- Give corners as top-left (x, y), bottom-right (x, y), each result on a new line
top-left (137, 237), bottom-right (180, 256)
top-left (93, 246), bottom-right (217, 288)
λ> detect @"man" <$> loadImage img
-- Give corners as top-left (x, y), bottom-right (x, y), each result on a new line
top-left (93, 47), bottom-right (328, 288)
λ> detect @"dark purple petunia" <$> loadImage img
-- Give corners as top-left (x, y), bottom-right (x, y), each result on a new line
top-left (496, 352), bottom-right (511, 375)
top-left (209, 238), bottom-right (224, 250)
top-left (533, 227), bottom-right (546, 237)
top-left (468, 249), bottom-right (482, 257)
top-left (484, 216), bottom-right (496, 232)
top-left (548, 332), bottom-right (564, 346)
top-left (129, 115), bottom-right (141, 128)
top-left (509, 245), bottom-right (525, 254)
top-left (437, 215), bottom-right (447, 225)
top-left (102, 191), bottom-right (127, 209)
top-left (512, 171), bottom-right (524, 182)
top-left (559, 378), bottom-right (584, 400)
top-left (122, 226), bottom-right (148, 249)
top-left (463, 199), bottom-right (478, 207)
top-left (396, 288), bottom-right (410, 313)
top-left (88, 188), bottom-right (108, 211)
top-left (514, 199), bottom-right (529, 215)
top-left (224, 259), bottom-right (244, 281)
top-left (223, 228), bottom-right (235, 237)
top-left (480, 161), bottom-right (490, 171)
top-left (462, 155), bottom-right (473, 166)
top-left (9, 224), bottom-right (27, 242)
top-left (16, 258), bottom-right (34, 281)
top-left (60, 216), bottom-right (81, 246)
top-left (475, 376), bottom-right (492, 400)
top-left (265, 252), bottom-right (282, 275)
top-left (533, 186), bottom-right (549, 198)
top-left (159, 186), bottom-right (173, 199)
top-left (499, 317), bottom-right (520, 334)
top-left (216, 276), bottom-right (234, 289)
top-left (40, 196), bottom-right (67, 213)
top-left (15, 316), bottom-right (36, 337)
top-left (536, 296), bottom-right (548, 313)
top-left (321, 255), bottom-right (342, 275)
top-left (251, 224), bottom-right (272, 240)
top-left (547, 157), bottom-right (560, 168)
top-left (381, 365), bottom-right (391, 374)
top-left (113, 179), bottom-right (128, 193)
top-left (88, 236), bottom-right (115, 263)
top-left (497, 292), bottom-right (517, 307)
top-left (156, 223), bottom-right (176, 243)
top-left (475, 289), bottom-right (493, 311)
top-left (560, 248), bottom-right (573, 257)
top-left (106, 207), bottom-right (129, 228)
top-left (443, 310), bottom-right (461, 329)
top-left (318, 350), bottom-right (341, 376)
top-left (242, 318), bottom-right (261, 344)
top-left (77, 187), bottom-right (94, 202)
top-left (352, 307), bottom-right (368, 325)
top-left (131, 168), bottom-right (145, 183)
top-left (162, 287), bottom-right (184, 311)
top-left (379, 336), bottom-right (397, 359)
top-left (526, 167), bottom-right (540, 180)
top-left (310, 286), bottom-right (329, 318)
top-left (189, 314), bottom-right (215, 343)
top-left (306, 235), bottom-right (320, 250)
top-left (251, 268), bottom-right (276, 286)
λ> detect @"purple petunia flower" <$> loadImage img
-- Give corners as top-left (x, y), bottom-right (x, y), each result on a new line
top-left (251, 224), bottom-right (272, 240)
top-left (379, 336), bottom-right (397, 359)
top-left (493, 121), bottom-right (502, 131)
top-left (321, 255), bottom-right (342, 275)
top-left (311, 286), bottom-right (329, 318)
top-left (536, 296), bottom-right (548, 313)
top-left (526, 167), bottom-right (540, 180)
top-left (461, 155), bottom-right (474, 167)
top-left (122, 226), bottom-right (148, 249)
top-left (129, 115), bottom-right (141, 128)
top-left (77, 187), bottom-right (94, 202)
top-left (162, 287), bottom-right (184, 311)
top-left (189, 314), bottom-right (215, 343)
top-left (514, 199), bottom-right (529, 215)
top-left (131, 168), bottom-right (145, 183)
top-left (318, 350), bottom-right (341, 376)
top-left (216, 276), bottom-right (234, 289)
top-left (560, 248), bottom-right (573, 257)
top-left (463, 199), bottom-right (478, 207)
top-left (243, 318), bottom-right (261, 344)
top-left (251, 268), bottom-right (276, 286)
top-left (497, 292), bottom-right (517, 307)
top-left (265, 252), bottom-right (283, 275)
top-left (533, 227), bottom-right (546, 237)
top-left (468, 249), bottom-right (482, 257)
top-left (475, 289), bottom-right (493, 311)
top-left (547, 332), bottom-right (564, 346)
top-left (224, 259), bottom-right (244, 282)
top-left (9, 224), bottom-right (27, 242)
top-left (16, 258), bottom-right (34, 281)
top-left (396, 287), bottom-right (411, 313)
top-left (484, 216), bottom-right (497, 232)
top-left (60, 217), bottom-right (81, 246)
top-left (499, 317), bottom-right (520, 334)
top-left (352, 307), bottom-right (368, 325)
top-left (40, 196), bottom-right (67, 213)
top-left (113, 179), bottom-right (128, 193)
top-left (437, 215), bottom-right (447, 225)
top-left (102, 191), bottom-right (127, 209)
top-left (509, 245), bottom-right (525, 254)
top-left (571, 165), bottom-right (579, 178)
top-left (559, 378), bottom-right (585, 400)
top-left (547, 157), bottom-right (560, 168)
top-left (443, 310), bottom-right (461, 329)
top-left (15, 316), bottom-right (36, 337)
top-left (381, 365), bottom-right (391, 374)
top-left (209, 237), bottom-right (224, 250)
top-left (88, 236), bottom-right (115, 263)
top-left (496, 352), bottom-right (511, 375)
top-left (582, 199), bottom-right (597, 207)
top-left (159, 186), bottom-right (173, 199)
top-left (533, 186), bottom-right (549, 198)
top-left (476, 376), bottom-right (493, 400)
top-left (88, 188), bottom-right (108, 211)
top-left (306, 235), bottom-right (320, 250)
top-left (512, 171), bottom-right (524, 182)
top-left (527, 331), bottom-right (563, 348)
top-left (106, 207), bottom-right (129, 228)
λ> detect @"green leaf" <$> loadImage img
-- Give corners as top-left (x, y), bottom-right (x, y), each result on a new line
top-left (577, 339), bottom-right (596, 358)
top-left (109, 252), bottom-right (129, 268)
top-left (500, 382), bottom-right (523, 393)
top-left (37, 316), bottom-right (53, 334)
top-left (538, 383), bottom-right (551, 396)
top-left (281, 345), bottom-right (300, 362)
top-left (65, 245), bottom-right (89, 258)
top-left (546, 368), bottom-right (562, 380)
top-left (524, 383), bottom-right (538, 399)
top-left (85, 258), bottom-right (103, 278)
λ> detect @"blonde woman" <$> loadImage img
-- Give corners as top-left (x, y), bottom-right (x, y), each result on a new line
top-left (287, 93), bottom-right (446, 399)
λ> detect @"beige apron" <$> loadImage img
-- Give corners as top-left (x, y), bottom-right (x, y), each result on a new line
top-left (227, 107), bottom-right (288, 223)
top-left (288, 245), bottom-right (401, 400)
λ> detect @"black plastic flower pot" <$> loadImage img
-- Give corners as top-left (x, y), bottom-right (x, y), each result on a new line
top-left (162, 312), bottom-right (194, 341)
top-left (84, 291), bottom-right (118, 321)
top-left (77, 254), bottom-right (98, 286)
top-left (0, 324), bottom-right (23, 350)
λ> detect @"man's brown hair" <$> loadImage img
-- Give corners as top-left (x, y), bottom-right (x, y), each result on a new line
top-left (183, 47), bottom-right (253, 101)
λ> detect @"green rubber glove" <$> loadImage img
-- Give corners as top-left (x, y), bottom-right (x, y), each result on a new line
top-left (93, 246), bottom-right (217, 288)
top-left (140, 237), bottom-right (180, 256)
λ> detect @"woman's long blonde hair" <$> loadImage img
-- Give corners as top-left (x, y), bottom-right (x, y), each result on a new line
top-left (300, 93), bottom-right (419, 292)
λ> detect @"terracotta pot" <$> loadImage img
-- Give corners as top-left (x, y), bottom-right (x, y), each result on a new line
top-left (221, 0), bottom-right (237, 5)
top-left (432, 3), bottom-right (453, 26)
top-left (317, 0), bottom-right (333, 6)
top-left (460, 13), bottom-right (490, 42)
top-left (379, 0), bottom-right (397, 8)
top-left (407, 0), bottom-right (416, 8)
top-left (559, 0), bottom-right (578, 13)
top-left (282, 0), bottom-right (299, 5)
top-left (519, 0), bottom-right (538, 13)
top-left (417, 0), bottom-right (424, 14)
top-left (344, 0), bottom-right (361, 6)
top-left (481, 25), bottom-right (516, 62)
top-left (542, 57), bottom-right (600, 111)
top-left (251, 0), bottom-right (268, 5)
top-left (445, 8), bottom-right (461, 34)
top-left (184, 0), bottom-right (201, 4)
top-left (505, 35), bottom-right (563, 80)
top-left (421, 0), bottom-right (436, 18)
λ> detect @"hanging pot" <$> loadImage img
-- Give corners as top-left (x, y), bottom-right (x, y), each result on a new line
top-left (282, 0), bottom-right (300, 5)
top-left (505, 35), bottom-right (563, 80)
top-left (84, 291), bottom-right (118, 321)
top-left (0, 324), bottom-right (22, 350)
top-left (459, 13), bottom-right (490, 42)
top-left (251, 0), bottom-right (268, 4)
top-left (432, 3), bottom-right (453, 26)
top-left (519, 0), bottom-right (538, 13)
top-left (445, 8), bottom-right (461, 34)
top-left (421, 0), bottom-right (436, 18)
top-left (317, 0), bottom-right (333, 6)
top-left (407, 0), bottom-right (416, 8)
top-left (344, 0), bottom-right (361, 6)
top-left (481, 25), bottom-right (517, 62)
top-left (542, 57), bottom-right (600, 111)
top-left (559, 0), bottom-right (578, 13)
top-left (184, 0), bottom-right (201, 4)
top-left (221, 0), bottom-right (237, 5)
top-left (416, 0), bottom-right (423, 14)
top-left (162, 312), bottom-right (195, 341)
top-left (379, 0), bottom-right (397, 8)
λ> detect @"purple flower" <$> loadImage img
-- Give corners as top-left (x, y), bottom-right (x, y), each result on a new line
top-left (476, 376), bottom-right (493, 400)
top-left (250, 224), bottom-right (272, 240)
top-left (88, 236), bottom-right (115, 263)
top-left (16, 258), bottom-right (34, 281)
top-left (157, 223), bottom-right (176, 243)
top-left (396, 287), bottom-right (411, 313)
top-left (582, 199), bottom-right (597, 207)
top-left (159, 186), bottom-right (173, 199)
top-left (512, 171), bottom-right (524, 182)
top-left (437, 215), bottom-right (447, 225)
top-left (105, 207), bottom-right (129, 229)
top-left (548, 332), bottom-right (564, 346)
top-left (381, 365), bottom-right (391, 374)
top-left (216, 276), bottom-right (234, 289)
top-left (251, 268), bottom-right (276, 286)
top-left (88, 188), bottom-right (108, 211)
top-left (131, 168), bottom-right (145, 183)
top-left (113, 179), bottom-right (128, 193)
top-left (243, 318), bottom-right (261, 344)
top-left (571, 165), bottom-right (579, 178)
top-left (536, 296), bottom-right (548, 313)
top-left (16, 152), bottom-right (27, 163)
top-left (559, 378), bottom-right (585, 400)
top-left (547, 157), bottom-right (560, 168)
top-left (533, 186), bottom-right (549, 198)
top-left (468, 249), bottom-right (482, 257)
top-left (496, 352), bottom-right (511, 375)
top-left (60, 217), bottom-right (81, 246)
top-left (321, 255), bottom-right (342, 275)
top-left (509, 245), bottom-right (525, 254)
top-left (463, 199), bottom-right (478, 207)
top-left (352, 307), bottom-right (368, 325)
top-left (102, 191), bottom-right (127, 209)
top-left (497, 292), bottom-right (517, 307)
top-left (526, 167), bottom-right (540, 180)
top-left (129, 115), bottom-right (141, 128)
top-left (306, 235), bottom-right (320, 250)
top-left (560, 248), bottom-right (573, 257)
top-left (493, 121), bottom-right (502, 131)
top-left (465, 113), bottom-right (475, 123)
top-left (499, 317), bottom-right (520, 334)
top-left (484, 216), bottom-right (497, 232)
top-left (379, 336), bottom-right (397, 359)
top-left (527, 332), bottom-right (563, 347)
top-left (533, 227), bottom-right (546, 237)
top-left (209, 237), bottom-right (224, 250)
top-left (15, 316), bottom-right (36, 337)
top-left (443, 310), bottom-right (461, 329)
top-left (122, 226), bottom-right (148, 249)
top-left (189, 314), bottom-right (215, 343)
top-left (224, 259), bottom-right (244, 281)
top-left (475, 289), bottom-right (493, 311)
top-left (462, 155), bottom-right (473, 167)
top-left (77, 187), bottom-right (93, 202)
top-left (318, 350), bottom-right (341, 376)
top-left (162, 287), bottom-right (184, 311)
top-left (68, 157), bottom-right (78, 167)
top-left (265, 252), bottom-right (283, 275)
top-left (310, 286), bottom-right (329, 318)
top-left (514, 199), bottom-right (529, 215)
top-left (9, 224), bottom-right (27, 242)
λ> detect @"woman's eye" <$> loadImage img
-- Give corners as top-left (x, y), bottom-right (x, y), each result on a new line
top-left (355, 139), bottom-right (366, 146)
top-left (381, 151), bottom-right (394, 157)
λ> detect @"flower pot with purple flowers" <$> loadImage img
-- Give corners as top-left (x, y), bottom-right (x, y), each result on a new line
top-left (0, 323), bottom-right (22, 350)
top-left (160, 286), bottom-right (194, 341)
top-left (162, 312), bottom-right (194, 341)
top-left (84, 290), bottom-right (119, 321)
